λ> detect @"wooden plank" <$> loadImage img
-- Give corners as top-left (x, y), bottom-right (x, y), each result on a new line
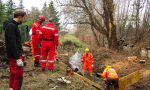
top-left (119, 70), bottom-right (141, 90)
top-left (74, 70), bottom-right (141, 90)
top-left (74, 72), bottom-right (102, 89)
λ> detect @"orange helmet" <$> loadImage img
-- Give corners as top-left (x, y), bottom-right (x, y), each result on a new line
top-left (39, 15), bottom-right (45, 21)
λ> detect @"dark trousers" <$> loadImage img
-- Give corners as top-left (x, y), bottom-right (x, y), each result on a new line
top-left (105, 78), bottom-right (119, 90)
top-left (9, 58), bottom-right (23, 90)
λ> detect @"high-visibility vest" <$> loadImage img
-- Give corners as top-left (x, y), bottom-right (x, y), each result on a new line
top-left (102, 68), bottom-right (118, 79)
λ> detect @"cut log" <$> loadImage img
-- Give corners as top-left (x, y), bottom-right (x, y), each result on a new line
top-left (139, 60), bottom-right (146, 63)
top-left (128, 56), bottom-right (138, 62)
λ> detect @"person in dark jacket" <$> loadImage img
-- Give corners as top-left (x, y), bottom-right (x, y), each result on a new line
top-left (4, 10), bottom-right (26, 90)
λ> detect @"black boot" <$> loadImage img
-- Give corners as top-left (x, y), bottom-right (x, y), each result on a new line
top-left (34, 62), bottom-right (40, 67)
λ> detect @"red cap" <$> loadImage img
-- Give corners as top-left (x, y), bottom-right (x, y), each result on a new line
top-left (39, 15), bottom-right (45, 21)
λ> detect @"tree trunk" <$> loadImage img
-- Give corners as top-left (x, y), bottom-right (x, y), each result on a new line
top-left (103, 0), bottom-right (118, 49)
top-left (107, 26), bottom-right (118, 49)
top-left (91, 25), bottom-right (101, 47)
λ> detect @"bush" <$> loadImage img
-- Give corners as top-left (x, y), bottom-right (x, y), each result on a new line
top-left (60, 35), bottom-right (85, 48)
top-left (0, 24), bottom-right (3, 34)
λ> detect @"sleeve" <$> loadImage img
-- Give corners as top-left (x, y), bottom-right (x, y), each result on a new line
top-left (18, 30), bottom-right (23, 55)
top-left (31, 24), bottom-right (35, 34)
top-left (90, 53), bottom-right (94, 63)
top-left (31, 24), bottom-right (36, 37)
top-left (36, 25), bottom-right (42, 41)
top-left (5, 24), bottom-right (20, 60)
top-left (54, 27), bottom-right (59, 46)
top-left (101, 69), bottom-right (108, 80)
top-left (82, 54), bottom-right (85, 62)
top-left (39, 27), bottom-right (43, 41)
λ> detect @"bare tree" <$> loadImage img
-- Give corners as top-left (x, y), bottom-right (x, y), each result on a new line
top-left (57, 0), bottom-right (118, 49)
top-left (56, 0), bottom-right (150, 49)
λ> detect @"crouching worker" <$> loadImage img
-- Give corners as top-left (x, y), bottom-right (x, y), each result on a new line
top-left (101, 65), bottom-right (119, 90)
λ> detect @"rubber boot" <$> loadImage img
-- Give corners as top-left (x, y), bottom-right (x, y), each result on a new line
top-left (42, 67), bottom-right (46, 71)
top-left (34, 62), bottom-right (40, 67)
top-left (90, 72), bottom-right (93, 77)
top-left (81, 71), bottom-right (85, 76)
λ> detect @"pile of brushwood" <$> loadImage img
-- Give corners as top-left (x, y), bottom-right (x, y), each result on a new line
top-left (0, 40), bottom-right (8, 68)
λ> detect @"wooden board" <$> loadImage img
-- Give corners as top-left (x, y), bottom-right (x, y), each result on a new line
top-left (61, 61), bottom-right (141, 90)
top-left (74, 70), bottom-right (141, 90)
top-left (74, 72), bottom-right (102, 89)
top-left (119, 70), bottom-right (141, 90)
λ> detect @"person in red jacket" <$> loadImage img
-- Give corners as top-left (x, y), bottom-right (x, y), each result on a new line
top-left (4, 10), bottom-right (26, 90)
top-left (31, 15), bottom-right (45, 67)
top-left (40, 18), bottom-right (59, 71)
top-left (82, 48), bottom-right (94, 77)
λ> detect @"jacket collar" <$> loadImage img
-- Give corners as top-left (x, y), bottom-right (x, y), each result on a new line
top-left (12, 19), bottom-right (20, 25)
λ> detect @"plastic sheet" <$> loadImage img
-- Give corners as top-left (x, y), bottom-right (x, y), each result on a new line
top-left (69, 52), bottom-right (82, 72)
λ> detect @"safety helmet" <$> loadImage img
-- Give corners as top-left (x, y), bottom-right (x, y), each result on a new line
top-left (85, 48), bottom-right (90, 52)
top-left (39, 15), bottom-right (45, 21)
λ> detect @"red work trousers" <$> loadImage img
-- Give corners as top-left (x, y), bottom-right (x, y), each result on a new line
top-left (82, 62), bottom-right (93, 73)
top-left (31, 37), bottom-right (41, 63)
top-left (41, 41), bottom-right (55, 71)
top-left (8, 58), bottom-right (23, 90)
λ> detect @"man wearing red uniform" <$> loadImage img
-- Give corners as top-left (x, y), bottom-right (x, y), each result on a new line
top-left (31, 15), bottom-right (45, 67)
top-left (40, 18), bottom-right (59, 71)
top-left (4, 10), bottom-right (26, 90)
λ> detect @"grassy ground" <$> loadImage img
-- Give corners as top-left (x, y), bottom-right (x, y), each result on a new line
top-left (1, 46), bottom-right (150, 90)
top-left (0, 56), bottom-right (98, 90)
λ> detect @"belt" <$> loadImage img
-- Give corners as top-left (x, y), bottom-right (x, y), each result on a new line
top-left (42, 38), bottom-right (53, 41)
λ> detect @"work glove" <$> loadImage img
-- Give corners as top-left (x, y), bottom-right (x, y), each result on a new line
top-left (16, 59), bottom-right (24, 67)
top-left (92, 64), bottom-right (94, 67)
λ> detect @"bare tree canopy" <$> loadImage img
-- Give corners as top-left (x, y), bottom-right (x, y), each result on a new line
top-left (56, 0), bottom-right (150, 49)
